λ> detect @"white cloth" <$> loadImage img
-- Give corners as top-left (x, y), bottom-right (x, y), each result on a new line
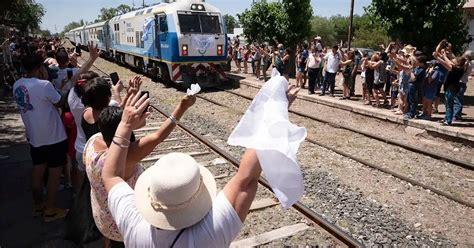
top-left (68, 88), bottom-right (86, 153)
top-left (52, 67), bottom-right (79, 94)
top-left (108, 182), bottom-right (242, 247)
top-left (13, 77), bottom-right (67, 147)
top-left (227, 76), bottom-right (307, 208)
top-left (187, 83), bottom-right (201, 96)
top-left (324, 52), bottom-right (341, 73)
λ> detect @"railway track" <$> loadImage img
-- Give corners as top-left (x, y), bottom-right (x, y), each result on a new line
top-left (226, 80), bottom-right (474, 170)
top-left (197, 90), bottom-right (474, 209)
top-left (135, 104), bottom-right (363, 247)
top-left (74, 48), bottom-right (470, 246)
top-left (75, 55), bottom-right (364, 247)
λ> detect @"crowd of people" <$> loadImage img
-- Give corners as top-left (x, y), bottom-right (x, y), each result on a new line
top-left (227, 36), bottom-right (472, 125)
top-left (1, 35), bottom-right (303, 247)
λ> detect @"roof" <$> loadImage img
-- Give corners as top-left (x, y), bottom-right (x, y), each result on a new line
top-left (464, 0), bottom-right (474, 9)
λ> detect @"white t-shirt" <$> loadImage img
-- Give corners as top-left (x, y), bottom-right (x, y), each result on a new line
top-left (13, 77), bottom-right (67, 147)
top-left (52, 67), bottom-right (79, 94)
top-left (324, 52), bottom-right (341, 73)
top-left (68, 88), bottom-right (86, 153)
top-left (108, 182), bottom-right (242, 248)
top-left (307, 53), bottom-right (321, 69)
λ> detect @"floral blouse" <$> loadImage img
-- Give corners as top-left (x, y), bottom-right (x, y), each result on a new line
top-left (84, 133), bottom-right (143, 241)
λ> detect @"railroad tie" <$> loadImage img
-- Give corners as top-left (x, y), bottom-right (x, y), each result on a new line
top-left (230, 223), bottom-right (311, 247)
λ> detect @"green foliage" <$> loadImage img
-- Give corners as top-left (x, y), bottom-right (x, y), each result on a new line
top-left (238, 0), bottom-right (312, 47)
top-left (0, 0), bottom-right (45, 34)
top-left (63, 20), bottom-right (85, 33)
top-left (96, 4), bottom-right (132, 22)
top-left (366, 0), bottom-right (468, 53)
top-left (223, 14), bottom-right (239, 34)
top-left (238, 1), bottom-right (287, 45)
top-left (310, 14), bottom-right (389, 49)
top-left (282, 0), bottom-right (313, 47)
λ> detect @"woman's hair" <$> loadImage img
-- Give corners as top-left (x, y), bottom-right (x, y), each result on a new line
top-left (347, 50), bottom-right (355, 60)
top-left (74, 71), bottom-right (100, 99)
top-left (82, 77), bottom-right (111, 110)
top-left (98, 106), bottom-right (136, 146)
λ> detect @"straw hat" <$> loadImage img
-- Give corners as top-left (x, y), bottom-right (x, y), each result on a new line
top-left (314, 36), bottom-right (322, 40)
top-left (134, 153), bottom-right (217, 230)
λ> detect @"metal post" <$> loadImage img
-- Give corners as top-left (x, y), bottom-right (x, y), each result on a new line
top-left (348, 0), bottom-right (355, 49)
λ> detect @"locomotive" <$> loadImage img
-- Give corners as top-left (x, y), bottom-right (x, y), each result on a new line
top-left (65, 0), bottom-right (228, 88)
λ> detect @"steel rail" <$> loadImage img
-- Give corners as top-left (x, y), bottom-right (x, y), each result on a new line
top-left (196, 94), bottom-right (474, 209)
top-left (149, 103), bottom-right (364, 248)
top-left (221, 85), bottom-right (474, 171)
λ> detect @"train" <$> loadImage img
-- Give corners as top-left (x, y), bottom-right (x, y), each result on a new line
top-left (65, 0), bottom-right (228, 88)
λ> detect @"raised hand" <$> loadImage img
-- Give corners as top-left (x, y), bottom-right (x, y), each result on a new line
top-left (120, 91), bottom-right (150, 130)
top-left (87, 41), bottom-right (101, 60)
top-left (179, 95), bottom-right (196, 110)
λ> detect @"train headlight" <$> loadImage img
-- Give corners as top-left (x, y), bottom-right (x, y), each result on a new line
top-left (182, 44), bottom-right (188, 56)
top-left (217, 45), bottom-right (223, 56)
top-left (191, 4), bottom-right (205, 11)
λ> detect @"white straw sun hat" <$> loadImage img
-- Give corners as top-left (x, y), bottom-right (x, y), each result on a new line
top-left (134, 152), bottom-right (217, 230)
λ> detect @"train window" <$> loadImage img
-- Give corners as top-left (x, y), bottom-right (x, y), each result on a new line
top-left (146, 8), bottom-right (152, 14)
top-left (159, 16), bottom-right (168, 32)
top-left (178, 14), bottom-right (201, 33)
top-left (200, 15), bottom-right (221, 34)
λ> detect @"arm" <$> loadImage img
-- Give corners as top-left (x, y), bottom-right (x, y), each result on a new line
top-left (103, 92), bottom-right (150, 192)
top-left (340, 59), bottom-right (353, 66)
top-left (70, 41), bottom-right (101, 86)
top-left (389, 54), bottom-right (411, 70)
top-left (433, 52), bottom-right (453, 71)
top-left (124, 95), bottom-right (196, 179)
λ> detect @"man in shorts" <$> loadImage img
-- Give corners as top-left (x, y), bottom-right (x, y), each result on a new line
top-left (13, 54), bottom-right (69, 222)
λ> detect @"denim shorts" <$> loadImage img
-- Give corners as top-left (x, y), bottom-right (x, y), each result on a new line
top-left (391, 90), bottom-right (399, 98)
top-left (424, 81), bottom-right (438, 101)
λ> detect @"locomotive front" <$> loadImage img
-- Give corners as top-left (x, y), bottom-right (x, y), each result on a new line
top-left (172, 1), bottom-right (228, 87)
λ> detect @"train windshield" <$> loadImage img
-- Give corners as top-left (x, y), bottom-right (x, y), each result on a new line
top-left (178, 13), bottom-right (222, 34)
top-left (178, 14), bottom-right (201, 33)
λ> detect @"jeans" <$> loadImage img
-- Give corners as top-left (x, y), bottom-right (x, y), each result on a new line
top-left (454, 82), bottom-right (466, 119)
top-left (308, 68), bottom-right (320, 93)
top-left (322, 72), bottom-right (336, 95)
top-left (444, 89), bottom-right (455, 124)
top-left (407, 83), bottom-right (417, 117)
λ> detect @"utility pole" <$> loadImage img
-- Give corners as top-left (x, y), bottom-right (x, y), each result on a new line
top-left (348, 0), bottom-right (355, 49)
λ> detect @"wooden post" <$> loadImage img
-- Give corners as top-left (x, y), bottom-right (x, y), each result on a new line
top-left (348, 0), bottom-right (355, 49)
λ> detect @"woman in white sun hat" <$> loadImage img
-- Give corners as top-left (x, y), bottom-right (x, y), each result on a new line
top-left (102, 82), bottom-right (301, 247)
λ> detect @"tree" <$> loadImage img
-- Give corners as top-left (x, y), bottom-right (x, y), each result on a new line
top-left (96, 4), bottom-right (132, 22)
top-left (0, 0), bottom-right (45, 34)
top-left (366, 0), bottom-right (468, 53)
top-left (63, 20), bottom-right (85, 33)
top-left (352, 15), bottom-right (389, 50)
top-left (282, 0), bottom-right (313, 47)
top-left (238, 0), bottom-right (312, 47)
top-left (223, 14), bottom-right (239, 34)
top-left (238, 1), bottom-right (287, 44)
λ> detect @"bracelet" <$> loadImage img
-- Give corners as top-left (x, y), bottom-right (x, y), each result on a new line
top-left (114, 134), bottom-right (131, 144)
top-left (169, 115), bottom-right (178, 124)
top-left (112, 139), bottom-right (129, 149)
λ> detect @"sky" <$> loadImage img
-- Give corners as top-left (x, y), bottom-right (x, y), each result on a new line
top-left (36, 0), bottom-right (372, 32)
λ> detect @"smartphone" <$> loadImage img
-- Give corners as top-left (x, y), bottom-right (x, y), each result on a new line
top-left (141, 91), bottom-right (150, 114)
top-left (67, 69), bottom-right (73, 80)
top-left (75, 46), bottom-right (81, 55)
top-left (110, 72), bottom-right (119, 86)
